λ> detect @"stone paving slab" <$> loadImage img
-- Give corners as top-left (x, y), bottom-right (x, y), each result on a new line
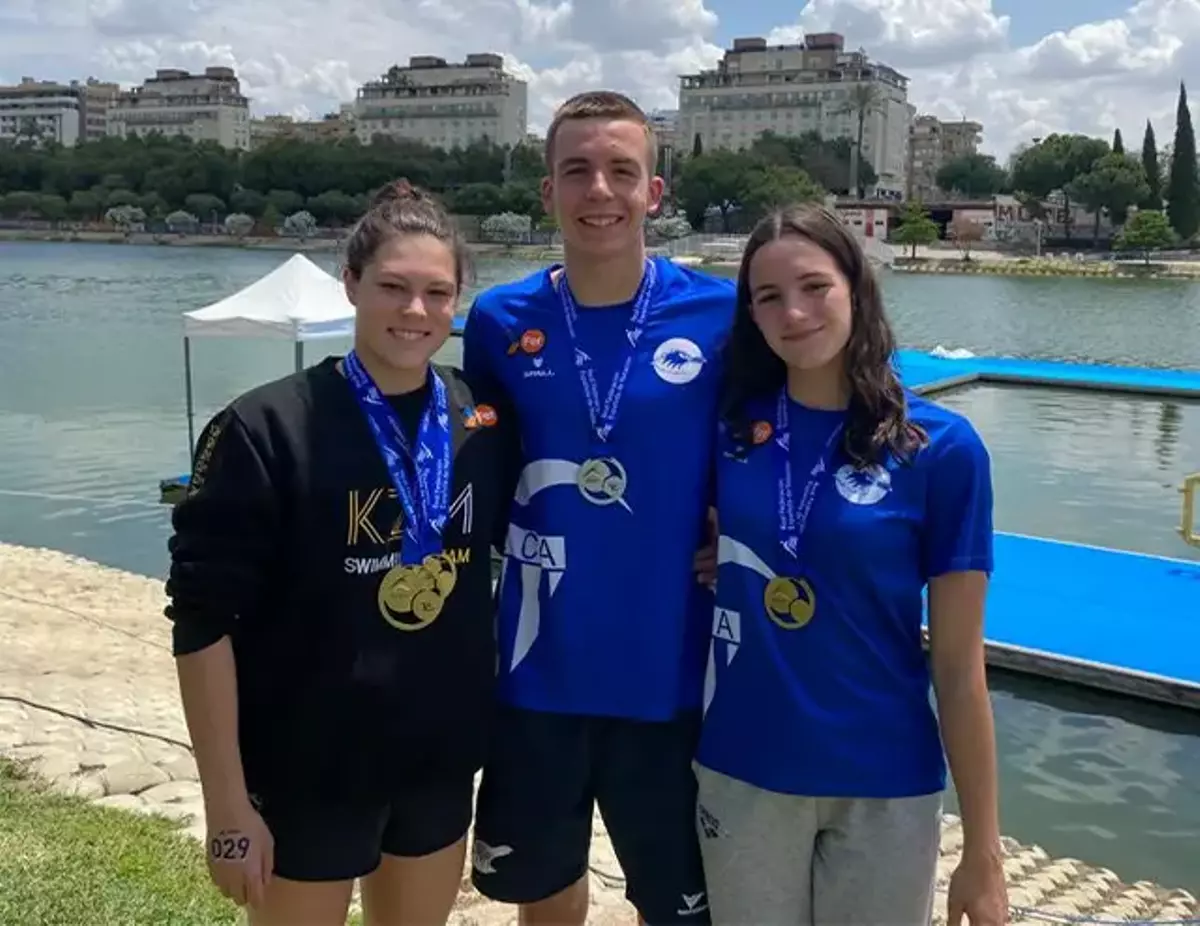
top-left (2, 542), bottom-right (1197, 926)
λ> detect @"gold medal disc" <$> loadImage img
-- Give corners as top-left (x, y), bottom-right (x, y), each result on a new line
top-left (763, 576), bottom-right (816, 630)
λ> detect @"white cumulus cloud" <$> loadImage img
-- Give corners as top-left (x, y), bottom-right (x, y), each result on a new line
top-left (2, 0), bottom-right (1200, 161)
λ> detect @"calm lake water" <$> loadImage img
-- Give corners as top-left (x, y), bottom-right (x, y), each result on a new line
top-left (1, 241), bottom-right (1199, 894)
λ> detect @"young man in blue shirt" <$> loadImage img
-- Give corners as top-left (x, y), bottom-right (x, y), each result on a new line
top-left (463, 91), bottom-right (734, 925)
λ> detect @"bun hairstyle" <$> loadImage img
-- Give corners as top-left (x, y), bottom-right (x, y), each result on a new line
top-left (344, 177), bottom-right (471, 288)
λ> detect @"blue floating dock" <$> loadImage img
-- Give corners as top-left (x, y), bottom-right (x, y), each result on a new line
top-left (895, 349), bottom-right (1200, 398)
top-left (896, 349), bottom-right (1200, 709)
top-left (158, 337), bottom-right (1200, 709)
top-left (971, 533), bottom-right (1200, 707)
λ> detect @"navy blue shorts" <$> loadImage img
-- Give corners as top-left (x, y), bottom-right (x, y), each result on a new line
top-left (253, 774), bottom-right (473, 882)
top-left (471, 706), bottom-right (710, 924)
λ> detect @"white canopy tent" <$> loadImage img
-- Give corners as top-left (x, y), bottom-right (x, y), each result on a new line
top-left (179, 253), bottom-right (356, 453)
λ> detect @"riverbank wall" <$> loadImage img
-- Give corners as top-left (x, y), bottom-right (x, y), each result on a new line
top-left (0, 227), bottom-right (562, 263)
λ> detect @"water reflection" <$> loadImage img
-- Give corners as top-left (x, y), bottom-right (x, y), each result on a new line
top-left (961, 670), bottom-right (1200, 892)
top-left (933, 385), bottom-right (1200, 561)
top-left (1157, 402), bottom-right (1183, 470)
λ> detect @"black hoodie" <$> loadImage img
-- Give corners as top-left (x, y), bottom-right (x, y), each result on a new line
top-left (165, 356), bottom-right (519, 800)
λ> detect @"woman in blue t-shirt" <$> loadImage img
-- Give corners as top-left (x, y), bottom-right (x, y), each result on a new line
top-left (694, 203), bottom-right (1007, 926)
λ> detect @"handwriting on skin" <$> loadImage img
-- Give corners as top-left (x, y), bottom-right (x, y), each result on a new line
top-left (209, 830), bottom-right (252, 863)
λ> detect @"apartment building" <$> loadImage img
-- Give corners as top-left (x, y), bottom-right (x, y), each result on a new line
top-left (107, 67), bottom-right (251, 150)
top-left (353, 53), bottom-right (527, 149)
top-left (0, 77), bottom-right (117, 146)
top-left (250, 112), bottom-right (354, 149)
top-left (907, 115), bottom-right (983, 200)
top-left (81, 79), bottom-right (120, 141)
top-left (677, 34), bottom-right (913, 198)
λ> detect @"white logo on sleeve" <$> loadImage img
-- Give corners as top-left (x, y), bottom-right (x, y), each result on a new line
top-left (834, 463), bottom-right (892, 506)
top-left (652, 337), bottom-right (705, 385)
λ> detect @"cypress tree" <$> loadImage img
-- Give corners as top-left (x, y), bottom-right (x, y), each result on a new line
top-left (1142, 120), bottom-right (1161, 209)
top-left (1166, 82), bottom-right (1200, 239)
top-left (1112, 128), bottom-right (1124, 154)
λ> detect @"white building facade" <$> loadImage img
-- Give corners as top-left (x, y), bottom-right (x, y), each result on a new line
top-left (0, 79), bottom-right (85, 146)
top-left (107, 67), bottom-right (250, 150)
top-left (353, 53), bottom-right (527, 149)
top-left (678, 34), bottom-right (912, 199)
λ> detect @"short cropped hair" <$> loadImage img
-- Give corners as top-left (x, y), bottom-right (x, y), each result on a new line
top-left (544, 90), bottom-right (658, 172)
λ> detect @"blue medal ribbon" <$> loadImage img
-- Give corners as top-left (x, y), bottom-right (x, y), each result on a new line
top-left (343, 351), bottom-right (452, 565)
top-left (558, 258), bottom-right (657, 443)
top-left (775, 388), bottom-right (844, 566)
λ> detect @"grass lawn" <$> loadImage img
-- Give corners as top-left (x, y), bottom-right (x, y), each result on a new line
top-left (0, 757), bottom-right (242, 925)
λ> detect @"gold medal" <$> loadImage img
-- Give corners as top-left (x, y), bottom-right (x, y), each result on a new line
top-left (377, 556), bottom-right (454, 631)
top-left (411, 589), bottom-right (443, 624)
top-left (763, 576), bottom-right (816, 630)
top-left (577, 457), bottom-right (627, 506)
top-left (421, 553), bottom-right (458, 597)
top-left (377, 565), bottom-right (420, 628)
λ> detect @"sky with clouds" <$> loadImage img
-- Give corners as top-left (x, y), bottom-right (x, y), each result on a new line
top-left (2, 0), bottom-right (1199, 161)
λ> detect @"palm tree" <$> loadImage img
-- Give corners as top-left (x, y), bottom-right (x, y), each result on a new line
top-left (837, 83), bottom-right (884, 198)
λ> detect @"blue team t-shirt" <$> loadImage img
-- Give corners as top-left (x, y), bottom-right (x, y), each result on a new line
top-left (695, 390), bottom-right (994, 797)
top-left (463, 256), bottom-right (736, 721)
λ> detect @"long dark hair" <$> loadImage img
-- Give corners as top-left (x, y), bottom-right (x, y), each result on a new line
top-left (720, 202), bottom-right (927, 468)
top-left (343, 177), bottom-right (472, 289)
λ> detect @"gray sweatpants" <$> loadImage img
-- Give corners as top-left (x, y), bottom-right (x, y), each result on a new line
top-left (694, 763), bottom-right (942, 926)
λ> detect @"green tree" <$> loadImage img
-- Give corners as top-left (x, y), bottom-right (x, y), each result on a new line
top-left (935, 153), bottom-right (1008, 197)
top-left (105, 188), bottom-right (139, 209)
top-left (450, 182), bottom-right (508, 216)
top-left (184, 193), bottom-right (226, 223)
top-left (36, 193), bottom-right (67, 222)
top-left (229, 188), bottom-right (266, 217)
top-left (0, 191), bottom-right (39, 218)
top-left (676, 150), bottom-right (754, 231)
top-left (0, 131), bottom-right (680, 229)
top-left (1115, 209), bottom-right (1176, 263)
top-left (507, 143), bottom-right (545, 183)
top-left (138, 191), bottom-right (167, 219)
top-left (305, 189), bottom-right (361, 225)
top-left (500, 181), bottom-right (543, 223)
top-left (1166, 82), bottom-right (1200, 240)
top-left (1112, 128), bottom-right (1124, 155)
top-left (892, 201), bottom-right (940, 257)
top-left (740, 165), bottom-right (823, 220)
top-left (1140, 120), bottom-right (1162, 210)
top-left (265, 189), bottom-right (304, 216)
top-left (1010, 133), bottom-right (1109, 240)
top-left (67, 189), bottom-right (101, 220)
top-left (749, 130), bottom-right (874, 196)
top-left (1064, 153), bottom-right (1148, 242)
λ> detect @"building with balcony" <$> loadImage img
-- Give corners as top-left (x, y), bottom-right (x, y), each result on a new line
top-left (353, 53), bottom-right (527, 149)
top-left (250, 112), bottom-right (355, 148)
top-left (106, 67), bottom-right (250, 150)
top-left (907, 115), bottom-right (983, 200)
top-left (677, 34), bottom-right (913, 199)
top-left (0, 77), bottom-right (117, 146)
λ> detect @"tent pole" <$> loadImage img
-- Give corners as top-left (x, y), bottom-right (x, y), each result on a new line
top-left (294, 339), bottom-right (304, 372)
top-left (184, 336), bottom-right (196, 459)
